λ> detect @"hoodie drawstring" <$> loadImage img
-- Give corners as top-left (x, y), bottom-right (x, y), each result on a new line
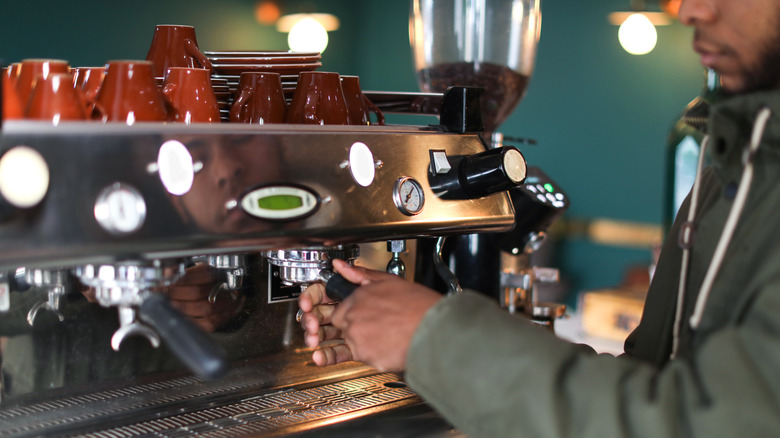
top-left (670, 106), bottom-right (772, 359)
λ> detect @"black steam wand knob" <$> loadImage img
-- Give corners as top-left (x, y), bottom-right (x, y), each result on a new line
top-left (430, 146), bottom-right (527, 199)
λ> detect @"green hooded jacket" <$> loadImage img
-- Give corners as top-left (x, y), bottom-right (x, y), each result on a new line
top-left (406, 90), bottom-right (780, 437)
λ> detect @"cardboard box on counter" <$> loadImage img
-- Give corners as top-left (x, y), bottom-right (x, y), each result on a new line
top-left (580, 288), bottom-right (647, 342)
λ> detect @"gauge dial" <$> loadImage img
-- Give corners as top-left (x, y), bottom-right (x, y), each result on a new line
top-left (94, 183), bottom-right (147, 235)
top-left (393, 177), bottom-right (425, 216)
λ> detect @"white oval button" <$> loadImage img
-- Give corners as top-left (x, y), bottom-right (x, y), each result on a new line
top-left (157, 140), bottom-right (194, 196)
top-left (349, 142), bottom-right (375, 187)
top-left (0, 146), bottom-right (50, 208)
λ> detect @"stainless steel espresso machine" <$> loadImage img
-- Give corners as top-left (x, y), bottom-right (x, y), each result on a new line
top-left (0, 87), bottom-right (546, 436)
top-left (0, 1), bottom-right (569, 436)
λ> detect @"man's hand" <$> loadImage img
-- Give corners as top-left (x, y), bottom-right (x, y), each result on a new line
top-left (166, 263), bottom-right (246, 332)
top-left (298, 259), bottom-right (442, 372)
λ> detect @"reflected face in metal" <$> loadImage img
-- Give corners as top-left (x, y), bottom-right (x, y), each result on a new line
top-left (173, 135), bottom-right (283, 233)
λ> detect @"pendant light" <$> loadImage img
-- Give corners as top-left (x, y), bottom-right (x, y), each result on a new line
top-left (608, 0), bottom-right (671, 55)
top-left (254, 0), bottom-right (340, 53)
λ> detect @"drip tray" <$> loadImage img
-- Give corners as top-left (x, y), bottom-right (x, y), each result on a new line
top-left (0, 364), bottom-right (423, 437)
top-left (85, 374), bottom-right (420, 437)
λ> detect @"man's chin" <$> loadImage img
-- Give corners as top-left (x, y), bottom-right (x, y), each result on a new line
top-left (718, 74), bottom-right (752, 96)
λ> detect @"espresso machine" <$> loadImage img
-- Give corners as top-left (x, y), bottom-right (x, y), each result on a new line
top-left (0, 1), bottom-right (568, 436)
top-left (0, 86), bottom-right (536, 435)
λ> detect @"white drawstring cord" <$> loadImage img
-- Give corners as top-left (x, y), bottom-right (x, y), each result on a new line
top-left (670, 106), bottom-right (772, 359)
top-left (689, 107), bottom-right (772, 328)
top-left (671, 134), bottom-right (711, 359)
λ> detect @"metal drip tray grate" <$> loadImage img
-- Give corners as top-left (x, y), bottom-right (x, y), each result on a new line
top-left (0, 370), bottom-right (419, 437)
top-left (83, 373), bottom-right (417, 437)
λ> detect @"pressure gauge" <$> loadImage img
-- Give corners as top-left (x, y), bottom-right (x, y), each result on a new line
top-left (94, 183), bottom-right (147, 235)
top-left (393, 177), bottom-right (425, 216)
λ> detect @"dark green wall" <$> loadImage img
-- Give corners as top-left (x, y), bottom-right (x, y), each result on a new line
top-left (0, 1), bottom-right (703, 300)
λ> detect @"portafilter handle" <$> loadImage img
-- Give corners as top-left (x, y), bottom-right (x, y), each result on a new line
top-left (318, 270), bottom-right (359, 301)
top-left (138, 293), bottom-right (228, 380)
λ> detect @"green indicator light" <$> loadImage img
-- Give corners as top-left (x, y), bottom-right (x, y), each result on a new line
top-left (258, 195), bottom-right (303, 210)
top-left (544, 183), bottom-right (554, 193)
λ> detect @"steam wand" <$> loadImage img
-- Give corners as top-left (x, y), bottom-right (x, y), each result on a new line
top-left (434, 236), bottom-right (462, 295)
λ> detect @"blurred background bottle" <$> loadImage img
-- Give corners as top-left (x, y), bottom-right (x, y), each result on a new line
top-left (663, 68), bottom-right (722, 234)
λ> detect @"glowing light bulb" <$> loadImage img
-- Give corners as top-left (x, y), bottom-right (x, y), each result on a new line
top-left (288, 17), bottom-right (329, 53)
top-left (618, 13), bottom-right (657, 55)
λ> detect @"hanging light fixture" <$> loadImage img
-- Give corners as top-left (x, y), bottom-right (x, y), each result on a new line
top-left (609, 0), bottom-right (671, 55)
top-left (276, 12), bottom-right (340, 53)
top-left (255, 0), bottom-right (282, 25)
top-left (659, 0), bottom-right (681, 18)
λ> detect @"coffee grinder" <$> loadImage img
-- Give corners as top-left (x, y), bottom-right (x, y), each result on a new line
top-left (410, 0), bottom-right (568, 326)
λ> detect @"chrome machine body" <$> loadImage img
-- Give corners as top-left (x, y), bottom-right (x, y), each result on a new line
top-left (0, 89), bottom-right (540, 436)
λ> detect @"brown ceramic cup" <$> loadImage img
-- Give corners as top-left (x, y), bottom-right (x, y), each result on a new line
top-left (2, 71), bottom-right (24, 120)
top-left (15, 59), bottom-right (70, 109)
top-left (73, 66), bottom-right (106, 114)
top-left (24, 72), bottom-right (87, 122)
top-left (4, 63), bottom-right (20, 87)
top-left (146, 24), bottom-right (213, 78)
top-left (340, 75), bottom-right (385, 125)
top-left (229, 72), bottom-right (287, 124)
top-left (286, 71), bottom-right (349, 125)
top-left (162, 67), bottom-right (220, 123)
top-left (93, 60), bottom-right (168, 124)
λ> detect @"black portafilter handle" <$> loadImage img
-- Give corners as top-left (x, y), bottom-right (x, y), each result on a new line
top-left (138, 293), bottom-right (228, 381)
top-left (321, 270), bottom-right (360, 301)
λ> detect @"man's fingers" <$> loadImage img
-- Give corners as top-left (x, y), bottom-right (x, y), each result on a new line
top-left (332, 259), bottom-right (396, 285)
top-left (301, 303), bottom-right (338, 333)
top-left (305, 324), bottom-right (342, 348)
top-left (298, 283), bottom-right (333, 313)
top-left (175, 263), bottom-right (218, 284)
top-left (170, 299), bottom-right (214, 318)
top-left (167, 284), bottom-right (210, 301)
top-left (312, 343), bottom-right (354, 366)
top-left (332, 259), bottom-right (379, 285)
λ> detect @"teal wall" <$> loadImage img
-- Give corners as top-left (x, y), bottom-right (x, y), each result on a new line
top-left (0, 1), bottom-right (703, 301)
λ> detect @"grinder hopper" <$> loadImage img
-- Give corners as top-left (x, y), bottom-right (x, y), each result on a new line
top-left (410, 0), bottom-right (541, 138)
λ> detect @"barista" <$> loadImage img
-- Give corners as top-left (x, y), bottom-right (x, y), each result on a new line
top-left (298, 0), bottom-right (780, 436)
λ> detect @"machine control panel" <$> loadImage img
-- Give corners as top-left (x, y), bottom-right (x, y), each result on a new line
top-left (499, 166), bottom-right (569, 254)
top-left (524, 178), bottom-right (567, 209)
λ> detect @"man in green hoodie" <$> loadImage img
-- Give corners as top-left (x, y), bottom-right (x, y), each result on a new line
top-left (299, 0), bottom-right (780, 436)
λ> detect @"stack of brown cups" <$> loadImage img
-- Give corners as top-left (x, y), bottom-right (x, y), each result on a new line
top-left (146, 24), bottom-right (212, 79)
top-left (5, 59), bottom-right (90, 123)
top-left (286, 71), bottom-right (349, 125)
top-left (162, 67), bottom-right (221, 123)
top-left (25, 72), bottom-right (87, 122)
top-left (93, 60), bottom-right (167, 124)
top-left (230, 72), bottom-right (286, 124)
top-left (340, 75), bottom-right (385, 125)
